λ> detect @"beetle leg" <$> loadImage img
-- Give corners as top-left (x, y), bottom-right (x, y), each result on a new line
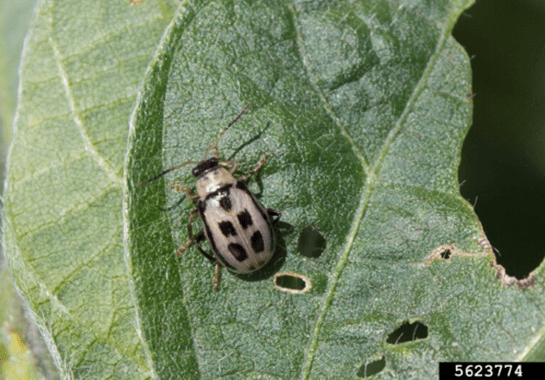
top-left (193, 234), bottom-right (216, 263)
top-left (194, 231), bottom-right (222, 290)
top-left (219, 160), bottom-right (239, 174)
top-left (194, 234), bottom-right (221, 291)
top-left (177, 209), bottom-right (214, 262)
top-left (177, 209), bottom-right (221, 290)
top-left (172, 184), bottom-right (199, 201)
top-left (176, 209), bottom-right (199, 257)
top-left (213, 263), bottom-right (221, 291)
top-left (267, 208), bottom-right (282, 225)
top-left (239, 154), bottom-right (268, 182)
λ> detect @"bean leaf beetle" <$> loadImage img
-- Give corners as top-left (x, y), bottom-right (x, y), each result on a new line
top-left (139, 101), bottom-right (280, 290)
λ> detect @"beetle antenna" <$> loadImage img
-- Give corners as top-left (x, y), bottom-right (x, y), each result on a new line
top-left (138, 161), bottom-right (196, 186)
top-left (204, 100), bottom-right (252, 159)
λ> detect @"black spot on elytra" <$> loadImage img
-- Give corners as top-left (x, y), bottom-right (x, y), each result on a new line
top-left (238, 210), bottom-right (253, 229)
top-left (219, 221), bottom-right (237, 237)
top-left (251, 231), bottom-right (265, 253)
top-left (219, 195), bottom-right (232, 210)
top-left (228, 243), bottom-right (248, 262)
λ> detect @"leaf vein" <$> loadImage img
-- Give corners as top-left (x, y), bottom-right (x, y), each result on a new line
top-left (49, 37), bottom-right (122, 187)
top-left (297, 14), bottom-right (457, 380)
top-left (290, 5), bottom-right (370, 174)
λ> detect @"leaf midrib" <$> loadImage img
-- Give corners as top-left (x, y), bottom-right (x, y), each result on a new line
top-left (293, 11), bottom-right (458, 380)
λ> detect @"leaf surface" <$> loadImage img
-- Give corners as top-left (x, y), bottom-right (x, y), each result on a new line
top-left (127, 0), bottom-right (545, 378)
top-left (3, 0), bottom-right (177, 377)
top-left (4, 0), bottom-right (545, 379)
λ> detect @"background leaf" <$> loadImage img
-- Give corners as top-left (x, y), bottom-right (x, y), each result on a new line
top-left (0, 1), bottom-right (58, 378)
top-left (3, 0), bottom-right (177, 377)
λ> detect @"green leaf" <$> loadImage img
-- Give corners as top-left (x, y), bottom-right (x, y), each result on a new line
top-left (126, 0), bottom-right (545, 378)
top-left (3, 0), bottom-right (177, 378)
top-left (0, 1), bottom-right (54, 379)
top-left (5, 1), bottom-right (545, 380)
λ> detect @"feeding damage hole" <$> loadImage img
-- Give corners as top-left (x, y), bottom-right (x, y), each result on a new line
top-left (425, 244), bottom-right (536, 289)
top-left (424, 244), bottom-right (477, 264)
top-left (478, 236), bottom-right (492, 251)
top-left (493, 261), bottom-right (536, 289)
top-left (386, 321), bottom-right (428, 344)
top-left (297, 226), bottom-right (326, 258)
top-left (273, 272), bottom-right (311, 294)
top-left (440, 248), bottom-right (452, 259)
top-left (357, 356), bottom-right (386, 378)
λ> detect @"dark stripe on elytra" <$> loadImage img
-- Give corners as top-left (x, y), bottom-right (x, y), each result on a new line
top-left (219, 221), bottom-right (237, 237)
top-left (251, 230), bottom-right (265, 253)
top-left (237, 210), bottom-right (253, 229)
top-left (228, 243), bottom-right (248, 262)
top-left (198, 204), bottom-right (219, 256)
top-left (198, 205), bottom-right (238, 271)
top-left (213, 252), bottom-right (238, 271)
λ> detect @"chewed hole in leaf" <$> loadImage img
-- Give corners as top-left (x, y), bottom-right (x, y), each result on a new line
top-left (386, 321), bottom-right (428, 344)
top-left (356, 356), bottom-right (386, 378)
top-left (273, 272), bottom-right (311, 294)
top-left (440, 249), bottom-right (452, 259)
top-left (454, 2), bottom-right (545, 280)
top-left (297, 226), bottom-right (326, 258)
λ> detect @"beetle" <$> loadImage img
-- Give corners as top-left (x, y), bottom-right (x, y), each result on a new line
top-left (139, 101), bottom-right (280, 289)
